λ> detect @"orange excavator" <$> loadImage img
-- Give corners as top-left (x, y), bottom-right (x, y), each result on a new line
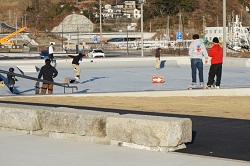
top-left (96, 33), bottom-right (107, 43)
top-left (0, 26), bottom-right (28, 45)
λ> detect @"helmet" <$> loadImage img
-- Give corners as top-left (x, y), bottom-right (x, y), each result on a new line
top-left (9, 67), bottom-right (14, 72)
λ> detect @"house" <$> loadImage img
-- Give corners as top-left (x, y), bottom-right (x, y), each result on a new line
top-left (124, 1), bottom-right (136, 9)
top-left (134, 8), bottom-right (141, 19)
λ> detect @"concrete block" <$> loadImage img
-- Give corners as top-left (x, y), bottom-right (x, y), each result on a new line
top-left (40, 108), bottom-right (118, 137)
top-left (106, 114), bottom-right (192, 148)
top-left (0, 107), bottom-right (41, 131)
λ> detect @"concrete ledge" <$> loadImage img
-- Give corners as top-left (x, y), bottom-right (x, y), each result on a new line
top-left (106, 114), bottom-right (192, 151)
top-left (0, 107), bottom-right (41, 131)
top-left (0, 106), bottom-right (192, 152)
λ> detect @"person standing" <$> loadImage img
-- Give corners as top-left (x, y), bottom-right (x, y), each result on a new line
top-left (48, 43), bottom-right (54, 62)
top-left (68, 52), bottom-right (85, 82)
top-left (155, 48), bottom-right (161, 69)
top-left (188, 34), bottom-right (208, 87)
top-left (206, 37), bottom-right (223, 89)
top-left (7, 67), bottom-right (17, 93)
top-left (38, 59), bottom-right (58, 94)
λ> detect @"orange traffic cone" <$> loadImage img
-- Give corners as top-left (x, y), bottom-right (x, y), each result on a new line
top-left (152, 76), bottom-right (164, 83)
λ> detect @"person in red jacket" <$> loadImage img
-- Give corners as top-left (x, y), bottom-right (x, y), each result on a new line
top-left (206, 37), bottom-right (223, 89)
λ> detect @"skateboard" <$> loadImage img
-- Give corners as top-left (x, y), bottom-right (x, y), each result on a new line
top-left (34, 81), bottom-right (40, 94)
top-left (188, 85), bottom-right (206, 90)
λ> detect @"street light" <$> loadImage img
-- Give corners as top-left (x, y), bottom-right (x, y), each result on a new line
top-left (139, 0), bottom-right (145, 57)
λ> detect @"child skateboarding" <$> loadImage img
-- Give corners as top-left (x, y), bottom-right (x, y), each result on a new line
top-left (7, 67), bottom-right (18, 93)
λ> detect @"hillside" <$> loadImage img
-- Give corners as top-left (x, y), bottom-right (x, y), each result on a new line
top-left (0, 0), bottom-right (250, 38)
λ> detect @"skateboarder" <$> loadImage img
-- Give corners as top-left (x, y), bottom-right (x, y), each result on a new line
top-left (68, 52), bottom-right (85, 82)
top-left (188, 34), bottom-right (208, 88)
top-left (7, 67), bottom-right (18, 93)
top-left (37, 59), bottom-right (58, 94)
top-left (206, 37), bottom-right (223, 89)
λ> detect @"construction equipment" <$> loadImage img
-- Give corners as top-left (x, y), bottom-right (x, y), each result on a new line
top-left (0, 26), bottom-right (28, 45)
top-left (96, 34), bottom-right (107, 43)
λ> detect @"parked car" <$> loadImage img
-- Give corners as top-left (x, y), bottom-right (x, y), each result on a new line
top-left (87, 49), bottom-right (105, 58)
top-left (39, 50), bottom-right (49, 59)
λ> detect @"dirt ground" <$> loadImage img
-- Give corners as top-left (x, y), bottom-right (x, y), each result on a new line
top-left (0, 96), bottom-right (249, 120)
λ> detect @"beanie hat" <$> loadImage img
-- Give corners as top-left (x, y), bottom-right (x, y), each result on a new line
top-left (213, 37), bottom-right (219, 43)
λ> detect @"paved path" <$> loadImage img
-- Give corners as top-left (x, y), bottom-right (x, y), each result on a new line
top-left (0, 130), bottom-right (249, 166)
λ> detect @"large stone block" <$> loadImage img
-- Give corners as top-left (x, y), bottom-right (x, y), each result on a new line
top-left (106, 114), bottom-right (192, 148)
top-left (0, 107), bottom-right (41, 131)
top-left (40, 108), bottom-right (118, 137)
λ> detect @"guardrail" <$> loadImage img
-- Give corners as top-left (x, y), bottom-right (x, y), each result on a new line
top-left (0, 69), bottom-right (78, 94)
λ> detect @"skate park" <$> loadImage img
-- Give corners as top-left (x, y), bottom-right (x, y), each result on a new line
top-left (0, 55), bottom-right (250, 166)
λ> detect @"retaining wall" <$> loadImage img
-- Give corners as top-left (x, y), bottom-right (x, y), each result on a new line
top-left (0, 106), bottom-right (192, 152)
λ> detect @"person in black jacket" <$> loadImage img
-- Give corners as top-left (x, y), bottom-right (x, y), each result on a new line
top-left (68, 52), bottom-right (85, 81)
top-left (38, 59), bottom-right (58, 94)
top-left (7, 67), bottom-right (17, 93)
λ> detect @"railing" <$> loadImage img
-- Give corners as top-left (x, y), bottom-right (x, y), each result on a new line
top-left (0, 69), bottom-right (78, 94)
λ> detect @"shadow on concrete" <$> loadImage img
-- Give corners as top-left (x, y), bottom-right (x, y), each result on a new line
top-left (160, 60), bottom-right (166, 69)
top-left (80, 77), bottom-right (108, 84)
top-left (0, 100), bottom-right (249, 161)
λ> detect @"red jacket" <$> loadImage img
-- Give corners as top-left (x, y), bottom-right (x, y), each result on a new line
top-left (208, 44), bottom-right (223, 64)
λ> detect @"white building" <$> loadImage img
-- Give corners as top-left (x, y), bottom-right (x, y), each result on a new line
top-left (133, 8), bottom-right (141, 19)
top-left (204, 27), bottom-right (227, 42)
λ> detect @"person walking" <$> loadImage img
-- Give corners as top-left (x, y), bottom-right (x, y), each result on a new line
top-left (48, 43), bottom-right (54, 62)
top-left (7, 67), bottom-right (17, 93)
top-left (155, 48), bottom-right (161, 69)
top-left (38, 59), bottom-right (58, 94)
top-left (206, 37), bottom-right (223, 89)
top-left (68, 52), bottom-right (85, 82)
top-left (188, 34), bottom-right (208, 87)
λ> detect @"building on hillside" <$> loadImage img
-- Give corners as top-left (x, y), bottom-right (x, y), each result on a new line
top-left (133, 8), bottom-right (141, 19)
top-left (124, 1), bottom-right (136, 9)
top-left (204, 27), bottom-right (226, 42)
top-left (104, 4), bottom-right (112, 9)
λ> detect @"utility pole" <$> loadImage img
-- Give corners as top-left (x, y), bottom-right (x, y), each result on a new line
top-left (166, 16), bottom-right (170, 38)
top-left (62, 20), bottom-right (64, 51)
top-left (178, 11), bottom-right (182, 32)
top-left (99, 0), bottom-right (103, 49)
top-left (223, 0), bottom-right (226, 57)
top-left (202, 16), bottom-right (206, 37)
top-left (149, 22), bottom-right (151, 32)
top-left (126, 8), bottom-right (129, 56)
top-left (24, 14), bottom-right (27, 27)
top-left (139, 0), bottom-right (145, 57)
top-left (15, 16), bottom-right (18, 45)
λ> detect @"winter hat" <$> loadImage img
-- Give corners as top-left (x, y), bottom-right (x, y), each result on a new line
top-left (213, 37), bottom-right (219, 43)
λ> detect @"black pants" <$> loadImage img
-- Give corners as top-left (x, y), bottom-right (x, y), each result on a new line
top-left (207, 63), bottom-right (222, 86)
top-left (49, 54), bottom-right (54, 61)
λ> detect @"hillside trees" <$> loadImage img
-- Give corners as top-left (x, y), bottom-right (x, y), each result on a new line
top-left (146, 0), bottom-right (197, 17)
top-left (26, 0), bottom-right (75, 30)
top-left (142, 0), bottom-right (198, 32)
